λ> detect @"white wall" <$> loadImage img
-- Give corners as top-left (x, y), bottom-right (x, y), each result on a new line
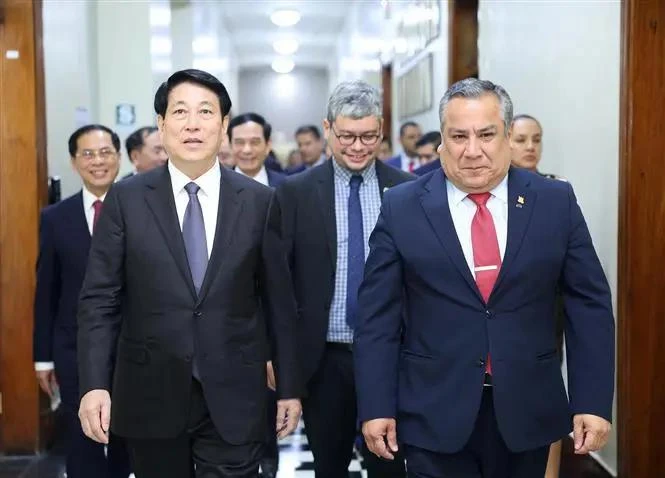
top-left (478, 1), bottom-right (621, 474)
top-left (237, 67), bottom-right (329, 152)
top-left (391, 1), bottom-right (449, 149)
top-left (42, 0), bottom-right (98, 197)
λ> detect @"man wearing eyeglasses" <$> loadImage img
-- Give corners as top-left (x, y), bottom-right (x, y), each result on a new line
top-left (275, 80), bottom-right (413, 478)
top-left (33, 124), bottom-right (130, 478)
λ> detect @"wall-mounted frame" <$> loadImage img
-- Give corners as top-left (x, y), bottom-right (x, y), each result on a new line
top-left (397, 53), bottom-right (433, 119)
top-left (395, 0), bottom-right (441, 67)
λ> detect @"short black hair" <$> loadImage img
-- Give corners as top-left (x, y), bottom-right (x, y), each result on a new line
top-left (415, 131), bottom-right (442, 149)
top-left (125, 126), bottom-right (158, 158)
top-left (399, 121), bottom-right (420, 137)
top-left (511, 114), bottom-right (542, 130)
top-left (295, 125), bottom-right (321, 140)
top-left (154, 69), bottom-right (232, 118)
top-left (68, 124), bottom-right (120, 157)
top-left (228, 112), bottom-right (272, 142)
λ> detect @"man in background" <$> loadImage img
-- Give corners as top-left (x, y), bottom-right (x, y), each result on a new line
top-left (34, 124), bottom-right (130, 478)
top-left (385, 121), bottom-right (422, 172)
top-left (123, 126), bottom-right (168, 178)
top-left (286, 125), bottom-right (327, 174)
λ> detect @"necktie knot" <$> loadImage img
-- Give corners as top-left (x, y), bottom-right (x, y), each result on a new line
top-left (468, 192), bottom-right (491, 207)
top-left (349, 174), bottom-right (363, 190)
top-left (185, 182), bottom-right (200, 196)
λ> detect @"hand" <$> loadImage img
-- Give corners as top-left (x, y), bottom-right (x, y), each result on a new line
top-left (276, 398), bottom-right (301, 439)
top-left (36, 370), bottom-right (58, 398)
top-left (266, 361), bottom-right (276, 391)
top-left (78, 389), bottom-right (111, 444)
top-left (573, 414), bottom-right (611, 454)
top-left (362, 418), bottom-right (398, 460)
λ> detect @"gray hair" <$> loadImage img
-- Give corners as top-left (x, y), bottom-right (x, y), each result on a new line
top-left (327, 80), bottom-right (382, 123)
top-left (438, 78), bottom-right (513, 136)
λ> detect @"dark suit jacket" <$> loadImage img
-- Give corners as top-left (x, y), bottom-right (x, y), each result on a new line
top-left (276, 160), bottom-right (414, 385)
top-left (384, 155), bottom-right (402, 170)
top-left (34, 192), bottom-right (91, 404)
top-left (266, 168), bottom-right (286, 188)
top-left (354, 167), bottom-right (615, 453)
top-left (77, 164), bottom-right (301, 443)
top-left (412, 160), bottom-right (440, 176)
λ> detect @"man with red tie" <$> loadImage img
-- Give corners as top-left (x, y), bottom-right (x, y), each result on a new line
top-left (34, 124), bottom-right (130, 478)
top-left (353, 78), bottom-right (615, 477)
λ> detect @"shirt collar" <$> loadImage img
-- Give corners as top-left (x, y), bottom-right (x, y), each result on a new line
top-left (331, 157), bottom-right (377, 184)
top-left (82, 186), bottom-right (106, 210)
top-left (446, 172), bottom-right (509, 206)
top-left (235, 165), bottom-right (269, 186)
top-left (168, 159), bottom-right (221, 197)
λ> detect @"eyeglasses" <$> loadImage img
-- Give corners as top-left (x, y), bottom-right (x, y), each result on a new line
top-left (330, 126), bottom-right (381, 146)
top-left (76, 148), bottom-right (118, 161)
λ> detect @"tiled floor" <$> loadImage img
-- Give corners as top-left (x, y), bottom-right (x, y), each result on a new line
top-left (0, 424), bottom-right (609, 478)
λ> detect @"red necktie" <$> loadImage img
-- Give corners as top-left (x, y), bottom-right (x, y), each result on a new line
top-left (92, 199), bottom-right (103, 233)
top-left (468, 192), bottom-right (501, 375)
top-left (408, 159), bottom-right (415, 173)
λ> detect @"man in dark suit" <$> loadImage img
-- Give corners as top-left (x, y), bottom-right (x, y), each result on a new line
top-left (412, 131), bottom-right (442, 176)
top-left (276, 80), bottom-right (412, 478)
top-left (354, 78), bottom-right (615, 478)
top-left (228, 111), bottom-right (285, 478)
top-left (77, 69), bottom-right (302, 478)
top-left (285, 125), bottom-right (327, 175)
top-left (229, 112), bottom-right (286, 189)
top-left (34, 124), bottom-right (130, 478)
top-left (384, 121), bottom-right (422, 172)
top-left (121, 126), bottom-right (168, 179)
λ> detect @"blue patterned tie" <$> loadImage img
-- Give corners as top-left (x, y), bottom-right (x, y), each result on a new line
top-left (346, 174), bottom-right (364, 329)
top-left (183, 182), bottom-right (208, 295)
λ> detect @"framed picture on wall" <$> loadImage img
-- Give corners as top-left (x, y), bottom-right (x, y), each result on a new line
top-left (395, 0), bottom-right (441, 67)
top-left (398, 53), bottom-right (433, 119)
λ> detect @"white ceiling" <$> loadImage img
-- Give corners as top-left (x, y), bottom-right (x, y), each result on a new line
top-left (151, 0), bottom-right (391, 72)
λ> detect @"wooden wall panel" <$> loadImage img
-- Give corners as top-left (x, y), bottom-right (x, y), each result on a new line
top-left (617, 2), bottom-right (665, 477)
top-left (0, 0), bottom-right (46, 453)
top-left (448, 0), bottom-right (479, 84)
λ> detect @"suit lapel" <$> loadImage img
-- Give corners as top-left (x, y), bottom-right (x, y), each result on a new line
top-left (376, 160), bottom-right (403, 199)
top-left (197, 166), bottom-right (243, 304)
top-left (316, 161), bottom-right (337, 271)
top-left (491, 167), bottom-right (537, 301)
top-left (74, 192), bottom-right (92, 249)
top-left (144, 166), bottom-right (197, 300)
top-left (419, 169), bottom-right (483, 302)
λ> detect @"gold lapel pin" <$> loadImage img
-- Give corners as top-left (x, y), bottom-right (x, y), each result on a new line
top-left (517, 196), bottom-right (525, 205)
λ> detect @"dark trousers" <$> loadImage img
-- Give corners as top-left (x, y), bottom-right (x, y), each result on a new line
top-left (261, 388), bottom-right (279, 477)
top-left (302, 344), bottom-right (406, 478)
top-left (59, 375), bottom-right (131, 478)
top-left (404, 388), bottom-right (549, 478)
top-left (127, 379), bottom-right (263, 478)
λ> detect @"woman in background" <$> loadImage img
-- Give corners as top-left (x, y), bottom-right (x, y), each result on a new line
top-left (510, 114), bottom-right (566, 478)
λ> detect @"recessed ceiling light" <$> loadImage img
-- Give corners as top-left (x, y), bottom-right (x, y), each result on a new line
top-left (270, 9), bottom-right (301, 27)
top-left (272, 57), bottom-right (295, 74)
top-left (273, 39), bottom-right (299, 55)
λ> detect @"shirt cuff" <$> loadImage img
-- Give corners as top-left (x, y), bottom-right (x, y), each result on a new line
top-left (35, 362), bottom-right (55, 371)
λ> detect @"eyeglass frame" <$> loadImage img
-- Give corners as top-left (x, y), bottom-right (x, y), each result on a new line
top-left (74, 148), bottom-right (119, 161)
top-left (329, 125), bottom-right (382, 146)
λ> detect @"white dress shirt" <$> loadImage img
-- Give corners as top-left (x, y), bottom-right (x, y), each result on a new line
top-left (235, 165), bottom-right (269, 186)
top-left (399, 151), bottom-right (420, 172)
top-left (446, 175), bottom-right (508, 278)
top-left (168, 160), bottom-right (220, 259)
top-left (35, 186), bottom-right (106, 372)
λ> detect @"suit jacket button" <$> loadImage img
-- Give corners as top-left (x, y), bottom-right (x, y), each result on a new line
top-left (184, 355), bottom-right (192, 362)
top-left (477, 358), bottom-right (485, 367)
top-left (194, 311), bottom-right (202, 319)
top-left (485, 310), bottom-right (492, 319)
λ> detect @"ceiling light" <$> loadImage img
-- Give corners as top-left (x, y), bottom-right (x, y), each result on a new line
top-left (270, 9), bottom-right (301, 27)
top-left (272, 57), bottom-right (295, 74)
top-left (273, 39), bottom-right (299, 55)
top-left (193, 57), bottom-right (229, 71)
